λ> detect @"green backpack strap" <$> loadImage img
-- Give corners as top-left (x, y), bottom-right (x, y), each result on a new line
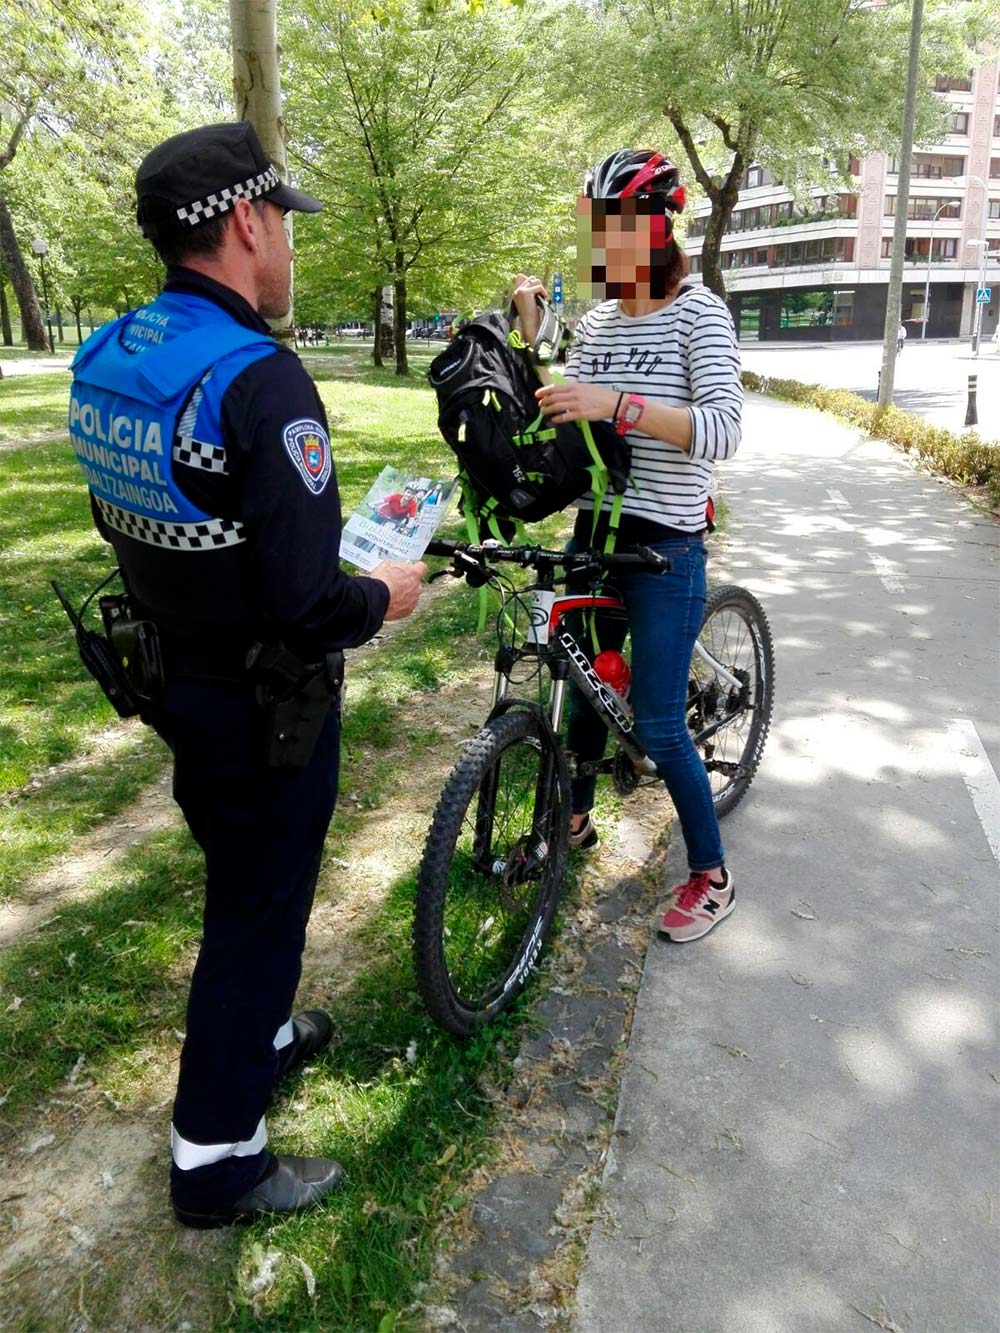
top-left (458, 473), bottom-right (490, 632)
top-left (544, 366), bottom-right (614, 549)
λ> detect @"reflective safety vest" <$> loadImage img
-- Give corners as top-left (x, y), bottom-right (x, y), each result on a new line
top-left (69, 292), bottom-right (278, 552)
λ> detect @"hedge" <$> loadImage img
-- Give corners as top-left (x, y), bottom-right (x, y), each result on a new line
top-left (741, 370), bottom-right (1000, 507)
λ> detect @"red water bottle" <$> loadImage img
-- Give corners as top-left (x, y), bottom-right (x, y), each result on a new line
top-left (593, 650), bottom-right (631, 702)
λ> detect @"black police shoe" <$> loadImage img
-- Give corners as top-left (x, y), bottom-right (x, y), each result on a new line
top-left (173, 1154), bottom-right (345, 1229)
top-left (275, 1009), bottom-right (334, 1085)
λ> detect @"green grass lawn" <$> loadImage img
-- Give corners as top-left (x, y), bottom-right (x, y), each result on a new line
top-left (0, 341), bottom-right (569, 1330)
top-left (0, 369), bottom-right (73, 442)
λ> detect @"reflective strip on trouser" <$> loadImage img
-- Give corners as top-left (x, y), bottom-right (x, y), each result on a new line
top-left (171, 1116), bottom-right (268, 1171)
top-left (273, 1019), bottom-right (295, 1051)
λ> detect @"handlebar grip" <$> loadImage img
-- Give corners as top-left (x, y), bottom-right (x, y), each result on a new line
top-left (425, 539), bottom-right (459, 558)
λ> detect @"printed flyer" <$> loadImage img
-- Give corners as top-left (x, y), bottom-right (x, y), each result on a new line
top-left (340, 466), bottom-right (458, 571)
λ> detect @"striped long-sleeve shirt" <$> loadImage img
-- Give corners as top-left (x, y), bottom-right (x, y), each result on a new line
top-left (566, 287), bottom-right (743, 534)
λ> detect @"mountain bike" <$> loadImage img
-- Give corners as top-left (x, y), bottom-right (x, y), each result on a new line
top-left (413, 538), bottom-right (774, 1035)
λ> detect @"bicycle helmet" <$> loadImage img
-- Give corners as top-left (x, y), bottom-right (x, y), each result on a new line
top-left (583, 149), bottom-right (686, 213)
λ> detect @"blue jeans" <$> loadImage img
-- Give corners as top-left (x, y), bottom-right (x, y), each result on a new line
top-left (565, 537), bottom-right (724, 873)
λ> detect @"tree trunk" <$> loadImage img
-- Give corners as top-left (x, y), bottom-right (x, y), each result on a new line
top-left (229, 0), bottom-right (294, 339)
top-left (698, 157), bottom-right (745, 302)
top-left (0, 188), bottom-right (47, 349)
top-left (0, 261), bottom-right (12, 346)
top-left (71, 296), bottom-right (84, 344)
top-left (55, 306), bottom-right (64, 342)
top-left (390, 266), bottom-right (407, 376)
top-left (378, 284), bottom-right (393, 360)
top-left (371, 287), bottom-right (383, 366)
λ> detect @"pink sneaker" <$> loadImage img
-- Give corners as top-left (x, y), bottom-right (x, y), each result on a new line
top-left (658, 869), bottom-right (735, 942)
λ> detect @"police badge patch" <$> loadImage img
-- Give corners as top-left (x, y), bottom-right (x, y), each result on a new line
top-left (282, 418), bottom-right (332, 495)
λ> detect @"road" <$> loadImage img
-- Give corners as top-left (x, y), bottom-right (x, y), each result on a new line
top-left (740, 338), bottom-right (1000, 443)
top-left (578, 392), bottom-right (1000, 1332)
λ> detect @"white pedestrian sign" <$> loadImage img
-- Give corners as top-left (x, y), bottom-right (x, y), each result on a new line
top-left (976, 287), bottom-right (991, 304)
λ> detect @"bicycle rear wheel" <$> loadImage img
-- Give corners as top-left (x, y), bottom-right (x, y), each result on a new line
top-left (689, 585), bottom-right (774, 819)
top-left (413, 709), bottom-right (570, 1036)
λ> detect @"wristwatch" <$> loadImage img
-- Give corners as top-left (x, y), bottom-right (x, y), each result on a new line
top-left (615, 393), bottom-right (646, 437)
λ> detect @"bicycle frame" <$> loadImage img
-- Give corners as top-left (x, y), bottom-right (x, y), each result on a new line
top-left (488, 582), bottom-right (750, 783)
top-left (490, 584), bottom-right (655, 775)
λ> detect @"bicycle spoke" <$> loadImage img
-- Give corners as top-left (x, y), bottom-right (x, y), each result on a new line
top-left (689, 588), bottom-right (774, 817)
top-left (436, 730), bottom-right (561, 1011)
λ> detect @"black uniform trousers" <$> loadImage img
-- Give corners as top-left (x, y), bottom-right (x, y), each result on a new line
top-left (148, 676), bottom-right (340, 1210)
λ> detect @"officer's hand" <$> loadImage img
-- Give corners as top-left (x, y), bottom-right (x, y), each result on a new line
top-left (372, 559), bottom-right (428, 621)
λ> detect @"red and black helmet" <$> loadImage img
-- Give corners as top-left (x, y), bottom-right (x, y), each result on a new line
top-left (583, 149), bottom-right (686, 214)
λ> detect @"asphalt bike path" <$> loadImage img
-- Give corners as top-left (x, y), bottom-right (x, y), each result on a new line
top-left (577, 393), bottom-right (1000, 1332)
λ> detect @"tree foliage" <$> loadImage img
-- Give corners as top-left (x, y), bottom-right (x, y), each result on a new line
top-left (0, 0), bottom-right (236, 346)
top-left (564, 0), bottom-right (997, 298)
top-left (0, 0), bottom-right (175, 344)
top-left (282, 0), bottom-right (594, 371)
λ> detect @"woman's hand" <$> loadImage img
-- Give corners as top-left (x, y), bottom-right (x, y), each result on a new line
top-left (536, 381), bottom-right (620, 424)
top-left (511, 273), bottom-right (547, 343)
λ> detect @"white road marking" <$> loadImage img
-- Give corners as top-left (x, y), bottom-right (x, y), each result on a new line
top-left (826, 488), bottom-right (850, 509)
top-left (868, 552), bottom-right (905, 593)
top-left (947, 719), bottom-right (1000, 866)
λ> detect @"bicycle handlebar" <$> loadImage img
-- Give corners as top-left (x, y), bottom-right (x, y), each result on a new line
top-left (424, 538), bottom-right (672, 575)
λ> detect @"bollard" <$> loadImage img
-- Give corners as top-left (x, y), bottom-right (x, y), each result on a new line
top-left (965, 374), bottom-right (978, 427)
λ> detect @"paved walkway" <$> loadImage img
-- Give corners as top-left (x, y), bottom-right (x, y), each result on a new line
top-left (740, 340), bottom-right (1000, 442)
top-left (0, 354), bottom-right (72, 377)
top-left (577, 394), bottom-right (1000, 1332)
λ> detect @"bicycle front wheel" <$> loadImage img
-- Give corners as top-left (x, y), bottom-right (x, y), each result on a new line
top-left (413, 709), bottom-right (570, 1036)
top-left (689, 585), bottom-right (774, 819)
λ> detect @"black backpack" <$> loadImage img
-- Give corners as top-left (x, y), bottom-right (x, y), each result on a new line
top-left (428, 305), bottom-right (630, 542)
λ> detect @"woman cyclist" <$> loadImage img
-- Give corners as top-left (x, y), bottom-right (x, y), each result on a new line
top-left (512, 149), bottom-right (743, 942)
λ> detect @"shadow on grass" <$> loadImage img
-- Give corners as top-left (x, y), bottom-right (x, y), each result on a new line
top-left (0, 729), bottom-right (168, 902)
top-left (230, 866), bottom-right (530, 1331)
top-left (0, 827), bottom-right (204, 1116)
top-left (0, 823), bottom-right (534, 1333)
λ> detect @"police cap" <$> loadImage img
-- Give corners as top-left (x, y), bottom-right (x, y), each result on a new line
top-left (135, 121), bottom-right (322, 240)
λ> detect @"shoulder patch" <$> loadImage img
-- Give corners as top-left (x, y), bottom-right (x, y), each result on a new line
top-left (282, 418), bottom-right (332, 495)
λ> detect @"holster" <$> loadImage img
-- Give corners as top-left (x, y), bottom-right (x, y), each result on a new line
top-left (51, 579), bottom-right (162, 719)
top-left (247, 641), bottom-right (344, 768)
top-left (100, 596), bottom-right (165, 701)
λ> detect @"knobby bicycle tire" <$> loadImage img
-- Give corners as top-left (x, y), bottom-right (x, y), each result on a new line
top-left (691, 584), bottom-right (774, 819)
top-left (413, 709), bottom-right (570, 1036)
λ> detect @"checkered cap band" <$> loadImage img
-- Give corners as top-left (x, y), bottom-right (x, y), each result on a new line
top-left (175, 165), bottom-right (280, 228)
top-left (96, 497), bottom-right (245, 550)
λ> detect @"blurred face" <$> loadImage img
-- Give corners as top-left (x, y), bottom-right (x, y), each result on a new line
top-left (256, 201), bottom-right (293, 319)
top-left (576, 196), bottom-right (673, 301)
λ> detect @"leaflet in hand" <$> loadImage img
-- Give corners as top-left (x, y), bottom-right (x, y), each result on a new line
top-left (340, 466), bottom-right (457, 571)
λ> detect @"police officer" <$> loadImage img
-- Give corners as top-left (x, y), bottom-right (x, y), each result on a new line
top-left (67, 122), bottom-right (426, 1228)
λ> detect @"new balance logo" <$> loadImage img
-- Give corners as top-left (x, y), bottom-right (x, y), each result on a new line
top-left (703, 899), bottom-right (720, 915)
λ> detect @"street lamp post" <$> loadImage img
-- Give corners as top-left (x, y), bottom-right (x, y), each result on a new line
top-left (965, 175), bottom-right (990, 358)
top-left (30, 237), bottom-right (54, 354)
top-left (971, 237), bottom-right (990, 357)
top-left (921, 200), bottom-right (956, 340)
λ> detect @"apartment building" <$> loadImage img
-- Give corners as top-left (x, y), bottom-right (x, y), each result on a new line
top-left (682, 60), bottom-right (1000, 342)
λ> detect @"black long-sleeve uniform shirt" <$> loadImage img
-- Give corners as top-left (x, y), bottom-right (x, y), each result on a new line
top-left (92, 268), bottom-right (388, 662)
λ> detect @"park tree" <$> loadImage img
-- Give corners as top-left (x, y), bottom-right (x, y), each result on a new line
top-left (282, 0), bottom-right (570, 374)
top-left (229, 0), bottom-right (299, 337)
top-left (0, 0), bottom-right (169, 347)
top-left (566, 0), bottom-right (997, 299)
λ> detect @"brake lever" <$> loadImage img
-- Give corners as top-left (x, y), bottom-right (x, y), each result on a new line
top-left (453, 550), bottom-right (493, 588)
